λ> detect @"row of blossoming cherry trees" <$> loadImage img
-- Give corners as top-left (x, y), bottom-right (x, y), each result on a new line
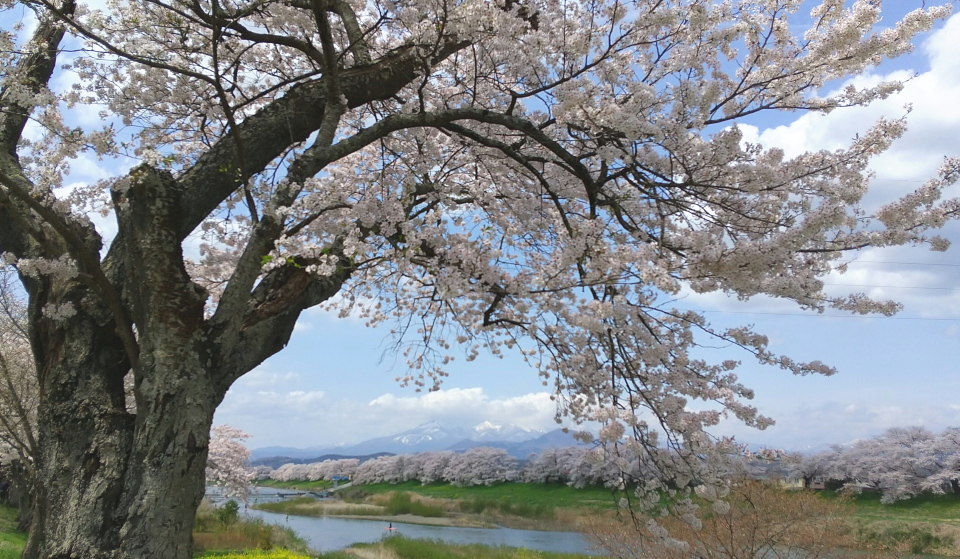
top-left (792, 426), bottom-right (960, 504)
top-left (227, 426), bottom-right (960, 504)
top-left (264, 446), bottom-right (630, 488)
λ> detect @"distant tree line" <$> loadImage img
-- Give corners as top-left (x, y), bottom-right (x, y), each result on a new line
top-left (264, 446), bottom-right (655, 488)
top-left (791, 426), bottom-right (960, 503)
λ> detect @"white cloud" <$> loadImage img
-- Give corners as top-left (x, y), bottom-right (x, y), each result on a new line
top-left (367, 388), bottom-right (556, 431)
top-left (217, 389), bottom-right (326, 421)
top-left (696, 16), bottom-right (960, 320)
top-left (293, 320), bottom-right (313, 334)
top-left (215, 386), bottom-right (559, 448)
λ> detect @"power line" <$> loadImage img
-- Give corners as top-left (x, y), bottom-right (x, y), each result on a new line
top-left (846, 260), bottom-right (960, 267)
top-left (699, 310), bottom-right (958, 321)
top-left (823, 283), bottom-right (960, 291)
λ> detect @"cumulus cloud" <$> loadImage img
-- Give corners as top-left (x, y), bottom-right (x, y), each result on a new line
top-left (218, 388), bottom-right (325, 418)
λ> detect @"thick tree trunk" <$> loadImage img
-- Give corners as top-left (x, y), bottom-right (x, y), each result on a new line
top-left (29, 292), bottom-right (219, 559)
top-left (32, 350), bottom-right (217, 558)
top-left (28, 289), bottom-right (219, 559)
top-left (113, 357), bottom-right (217, 557)
top-left (25, 166), bottom-right (221, 559)
top-left (27, 275), bottom-right (133, 559)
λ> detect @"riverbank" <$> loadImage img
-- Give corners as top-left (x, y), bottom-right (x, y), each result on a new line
top-left (253, 481), bottom-right (615, 531)
top-left (0, 502), bottom-right (598, 559)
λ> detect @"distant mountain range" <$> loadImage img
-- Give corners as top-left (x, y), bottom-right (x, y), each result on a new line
top-left (251, 452), bottom-right (394, 469)
top-left (250, 421), bottom-right (588, 465)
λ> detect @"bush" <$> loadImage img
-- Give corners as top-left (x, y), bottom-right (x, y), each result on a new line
top-left (382, 492), bottom-right (445, 517)
top-left (217, 500), bottom-right (241, 525)
top-left (338, 488), bottom-right (368, 503)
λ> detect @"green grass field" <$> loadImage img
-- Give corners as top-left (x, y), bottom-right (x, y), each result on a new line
top-left (254, 480), bottom-right (333, 491)
top-left (820, 490), bottom-right (960, 524)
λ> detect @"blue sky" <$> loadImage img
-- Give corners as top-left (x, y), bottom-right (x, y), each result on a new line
top-left (214, 2), bottom-right (960, 452)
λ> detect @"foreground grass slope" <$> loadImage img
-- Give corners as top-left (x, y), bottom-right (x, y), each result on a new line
top-left (0, 505), bottom-right (25, 559)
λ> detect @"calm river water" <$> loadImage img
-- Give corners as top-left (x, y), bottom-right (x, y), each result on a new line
top-left (209, 487), bottom-right (599, 555)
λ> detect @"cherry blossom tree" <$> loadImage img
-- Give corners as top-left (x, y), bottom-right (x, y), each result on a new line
top-left (837, 427), bottom-right (937, 502)
top-left (0, 0), bottom-right (958, 556)
top-left (206, 424), bottom-right (254, 501)
top-left (270, 457), bottom-right (359, 481)
top-left (0, 266), bottom-right (40, 533)
top-left (921, 427), bottom-right (960, 498)
top-left (443, 447), bottom-right (519, 486)
top-left (0, 267), bottom-right (37, 477)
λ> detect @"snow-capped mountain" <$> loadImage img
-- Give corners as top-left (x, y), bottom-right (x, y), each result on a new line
top-left (471, 421), bottom-right (545, 442)
top-left (322, 421), bottom-right (471, 455)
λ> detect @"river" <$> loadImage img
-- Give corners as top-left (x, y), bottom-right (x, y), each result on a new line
top-left (209, 487), bottom-right (600, 555)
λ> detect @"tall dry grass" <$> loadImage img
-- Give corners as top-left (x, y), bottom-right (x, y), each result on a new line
top-left (582, 480), bottom-right (905, 559)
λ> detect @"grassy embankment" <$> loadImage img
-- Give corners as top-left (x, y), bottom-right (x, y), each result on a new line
top-left (258, 480), bottom-right (960, 554)
top-left (193, 498), bottom-right (314, 556)
top-left (254, 482), bottom-right (620, 530)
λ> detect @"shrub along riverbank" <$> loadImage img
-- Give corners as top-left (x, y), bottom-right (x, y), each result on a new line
top-left (0, 500), bottom-right (315, 559)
